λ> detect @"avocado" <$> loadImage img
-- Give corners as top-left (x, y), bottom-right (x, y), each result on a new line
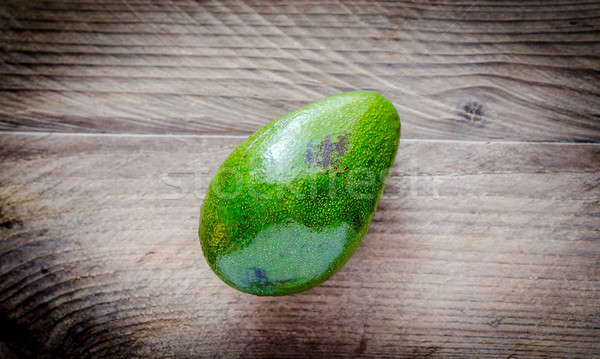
top-left (199, 91), bottom-right (401, 296)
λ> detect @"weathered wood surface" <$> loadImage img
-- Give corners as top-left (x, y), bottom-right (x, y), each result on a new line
top-left (1, 0), bottom-right (600, 141)
top-left (1, 0), bottom-right (600, 358)
top-left (0, 134), bottom-right (599, 358)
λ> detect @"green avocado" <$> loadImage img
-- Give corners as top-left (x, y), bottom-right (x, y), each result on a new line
top-left (199, 91), bottom-right (401, 296)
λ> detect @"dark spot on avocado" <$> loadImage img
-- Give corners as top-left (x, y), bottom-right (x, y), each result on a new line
top-left (245, 267), bottom-right (270, 287)
top-left (459, 101), bottom-right (484, 122)
top-left (334, 133), bottom-right (348, 155)
top-left (246, 267), bottom-right (267, 281)
top-left (319, 135), bottom-right (334, 168)
top-left (306, 132), bottom-right (349, 169)
top-left (352, 213), bottom-right (362, 230)
top-left (254, 267), bottom-right (267, 280)
top-left (246, 267), bottom-right (277, 293)
top-left (305, 139), bottom-right (315, 166)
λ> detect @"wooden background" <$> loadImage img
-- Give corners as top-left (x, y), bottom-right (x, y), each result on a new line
top-left (1, 0), bottom-right (599, 358)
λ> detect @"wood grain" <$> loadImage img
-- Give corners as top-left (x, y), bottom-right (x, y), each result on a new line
top-left (1, 133), bottom-right (598, 358)
top-left (1, 0), bottom-right (600, 140)
top-left (1, 1), bottom-right (600, 357)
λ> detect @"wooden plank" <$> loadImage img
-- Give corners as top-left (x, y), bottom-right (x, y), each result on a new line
top-left (0, 133), bottom-right (598, 358)
top-left (1, 0), bottom-right (599, 140)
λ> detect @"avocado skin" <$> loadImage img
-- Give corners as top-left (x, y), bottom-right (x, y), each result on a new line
top-left (199, 91), bottom-right (400, 296)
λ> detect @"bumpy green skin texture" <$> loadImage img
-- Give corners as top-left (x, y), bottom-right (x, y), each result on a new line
top-left (199, 91), bottom-right (401, 296)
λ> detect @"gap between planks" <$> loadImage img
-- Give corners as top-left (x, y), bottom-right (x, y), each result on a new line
top-left (1, 130), bottom-right (600, 146)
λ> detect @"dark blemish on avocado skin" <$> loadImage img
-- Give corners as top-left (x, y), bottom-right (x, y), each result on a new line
top-left (319, 135), bottom-right (334, 169)
top-left (254, 267), bottom-right (267, 280)
top-left (334, 134), bottom-right (348, 156)
top-left (352, 213), bottom-right (362, 230)
top-left (306, 132), bottom-right (349, 169)
top-left (305, 139), bottom-right (315, 167)
top-left (245, 267), bottom-right (269, 286)
top-left (459, 101), bottom-right (484, 122)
